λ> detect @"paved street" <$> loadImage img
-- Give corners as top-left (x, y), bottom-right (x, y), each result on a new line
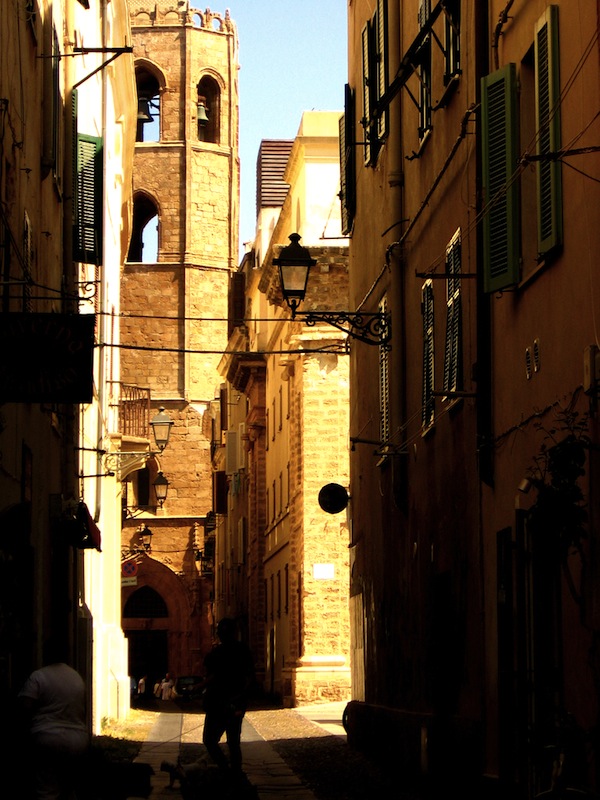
top-left (128, 701), bottom-right (419, 800)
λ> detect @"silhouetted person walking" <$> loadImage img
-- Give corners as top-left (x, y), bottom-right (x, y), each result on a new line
top-left (202, 618), bottom-right (254, 774)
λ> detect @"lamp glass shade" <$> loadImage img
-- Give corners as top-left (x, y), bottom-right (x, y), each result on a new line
top-left (150, 407), bottom-right (173, 451)
top-left (279, 263), bottom-right (311, 301)
top-left (273, 233), bottom-right (316, 305)
top-left (141, 525), bottom-right (153, 550)
top-left (153, 471), bottom-right (169, 506)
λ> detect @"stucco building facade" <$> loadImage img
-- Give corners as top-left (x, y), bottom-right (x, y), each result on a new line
top-left (1, 0), bottom-right (137, 736)
top-left (342, 1), bottom-right (600, 796)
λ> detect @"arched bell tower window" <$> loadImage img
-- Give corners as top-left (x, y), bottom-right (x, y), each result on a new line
top-left (136, 66), bottom-right (161, 143)
top-left (197, 76), bottom-right (220, 143)
top-left (128, 192), bottom-right (159, 263)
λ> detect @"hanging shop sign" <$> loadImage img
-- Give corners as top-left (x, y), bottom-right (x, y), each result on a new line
top-left (0, 313), bottom-right (95, 403)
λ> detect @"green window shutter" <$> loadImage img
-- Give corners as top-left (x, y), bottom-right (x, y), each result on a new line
top-left (422, 280), bottom-right (434, 428)
top-left (535, 4), bottom-right (562, 257)
top-left (443, 231), bottom-right (462, 394)
top-left (481, 63), bottom-right (520, 293)
top-left (339, 84), bottom-right (355, 236)
top-left (75, 133), bottom-right (103, 265)
top-left (376, 0), bottom-right (388, 141)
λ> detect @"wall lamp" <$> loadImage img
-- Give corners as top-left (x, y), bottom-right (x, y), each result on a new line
top-left (150, 406), bottom-right (174, 452)
top-left (274, 233), bottom-right (391, 348)
top-left (153, 471), bottom-right (169, 508)
top-left (105, 406), bottom-right (173, 478)
top-left (139, 524), bottom-right (154, 551)
top-left (122, 524), bottom-right (154, 558)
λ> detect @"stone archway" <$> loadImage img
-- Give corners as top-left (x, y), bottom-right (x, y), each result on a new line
top-left (122, 555), bottom-right (205, 687)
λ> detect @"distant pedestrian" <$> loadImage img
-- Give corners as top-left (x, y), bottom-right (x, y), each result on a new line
top-left (18, 637), bottom-right (89, 800)
top-left (160, 673), bottom-right (174, 700)
top-left (202, 617), bottom-right (255, 773)
top-left (137, 675), bottom-right (146, 697)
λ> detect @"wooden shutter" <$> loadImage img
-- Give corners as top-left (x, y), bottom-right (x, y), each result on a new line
top-left (361, 23), bottom-right (372, 165)
top-left (443, 232), bottom-right (462, 394)
top-left (75, 133), bottom-right (103, 264)
top-left (422, 280), bottom-right (434, 428)
top-left (228, 270), bottom-right (245, 336)
top-left (376, 0), bottom-right (388, 141)
top-left (481, 63), bottom-right (520, 293)
top-left (535, 4), bottom-right (562, 257)
top-left (339, 84), bottom-right (355, 235)
top-left (379, 296), bottom-right (390, 445)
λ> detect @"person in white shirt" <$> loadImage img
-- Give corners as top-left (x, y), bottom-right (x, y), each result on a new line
top-left (18, 638), bottom-right (89, 800)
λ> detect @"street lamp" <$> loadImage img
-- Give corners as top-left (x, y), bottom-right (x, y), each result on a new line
top-left (153, 471), bottom-right (169, 508)
top-left (140, 524), bottom-right (154, 552)
top-left (274, 233), bottom-right (391, 347)
top-left (150, 407), bottom-right (173, 452)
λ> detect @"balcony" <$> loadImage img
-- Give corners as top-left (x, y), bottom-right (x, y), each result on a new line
top-left (119, 384), bottom-right (151, 439)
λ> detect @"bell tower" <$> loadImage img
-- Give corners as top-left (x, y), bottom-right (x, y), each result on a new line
top-left (120, 2), bottom-right (239, 679)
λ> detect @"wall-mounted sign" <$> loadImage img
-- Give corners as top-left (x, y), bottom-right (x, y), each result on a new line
top-left (0, 313), bottom-right (95, 402)
top-left (313, 563), bottom-right (335, 580)
top-left (318, 483), bottom-right (349, 514)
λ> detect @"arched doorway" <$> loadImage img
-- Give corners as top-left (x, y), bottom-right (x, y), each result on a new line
top-left (121, 556), bottom-right (204, 688)
top-left (123, 585), bottom-right (168, 688)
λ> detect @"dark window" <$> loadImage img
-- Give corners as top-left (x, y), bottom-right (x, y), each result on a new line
top-left (137, 466), bottom-right (151, 507)
top-left (136, 66), bottom-right (160, 143)
top-left (197, 76), bottom-right (220, 144)
top-left (127, 193), bottom-right (158, 262)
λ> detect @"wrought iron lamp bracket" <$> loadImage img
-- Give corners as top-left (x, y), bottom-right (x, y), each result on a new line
top-left (294, 310), bottom-right (391, 349)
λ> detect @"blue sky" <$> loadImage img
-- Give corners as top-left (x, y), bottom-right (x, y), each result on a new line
top-left (228, 2), bottom-right (348, 252)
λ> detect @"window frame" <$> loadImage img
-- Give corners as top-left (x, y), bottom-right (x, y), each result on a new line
top-left (481, 63), bottom-right (520, 293)
top-left (443, 0), bottom-right (461, 86)
top-left (443, 230), bottom-right (462, 399)
top-left (339, 83), bottom-right (356, 236)
top-left (421, 279), bottom-right (435, 429)
top-left (361, 0), bottom-right (388, 167)
top-left (534, 4), bottom-right (562, 259)
top-left (417, 0), bottom-right (433, 143)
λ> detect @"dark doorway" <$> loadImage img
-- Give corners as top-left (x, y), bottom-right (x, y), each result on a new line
top-left (126, 629), bottom-right (168, 690)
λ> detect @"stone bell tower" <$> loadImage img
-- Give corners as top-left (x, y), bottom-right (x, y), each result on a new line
top-left (120, 2), bottom-right (239, 681)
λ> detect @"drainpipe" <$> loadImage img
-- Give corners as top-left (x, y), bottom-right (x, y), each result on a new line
top-left (491, 0), bottom-right (515, 71)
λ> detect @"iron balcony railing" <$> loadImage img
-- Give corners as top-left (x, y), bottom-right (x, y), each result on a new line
top-left (119, 384), bottom-right (151, 439)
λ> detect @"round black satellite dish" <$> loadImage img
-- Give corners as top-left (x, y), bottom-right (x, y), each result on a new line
top-left (318, 483), bottom-right (349, 514)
